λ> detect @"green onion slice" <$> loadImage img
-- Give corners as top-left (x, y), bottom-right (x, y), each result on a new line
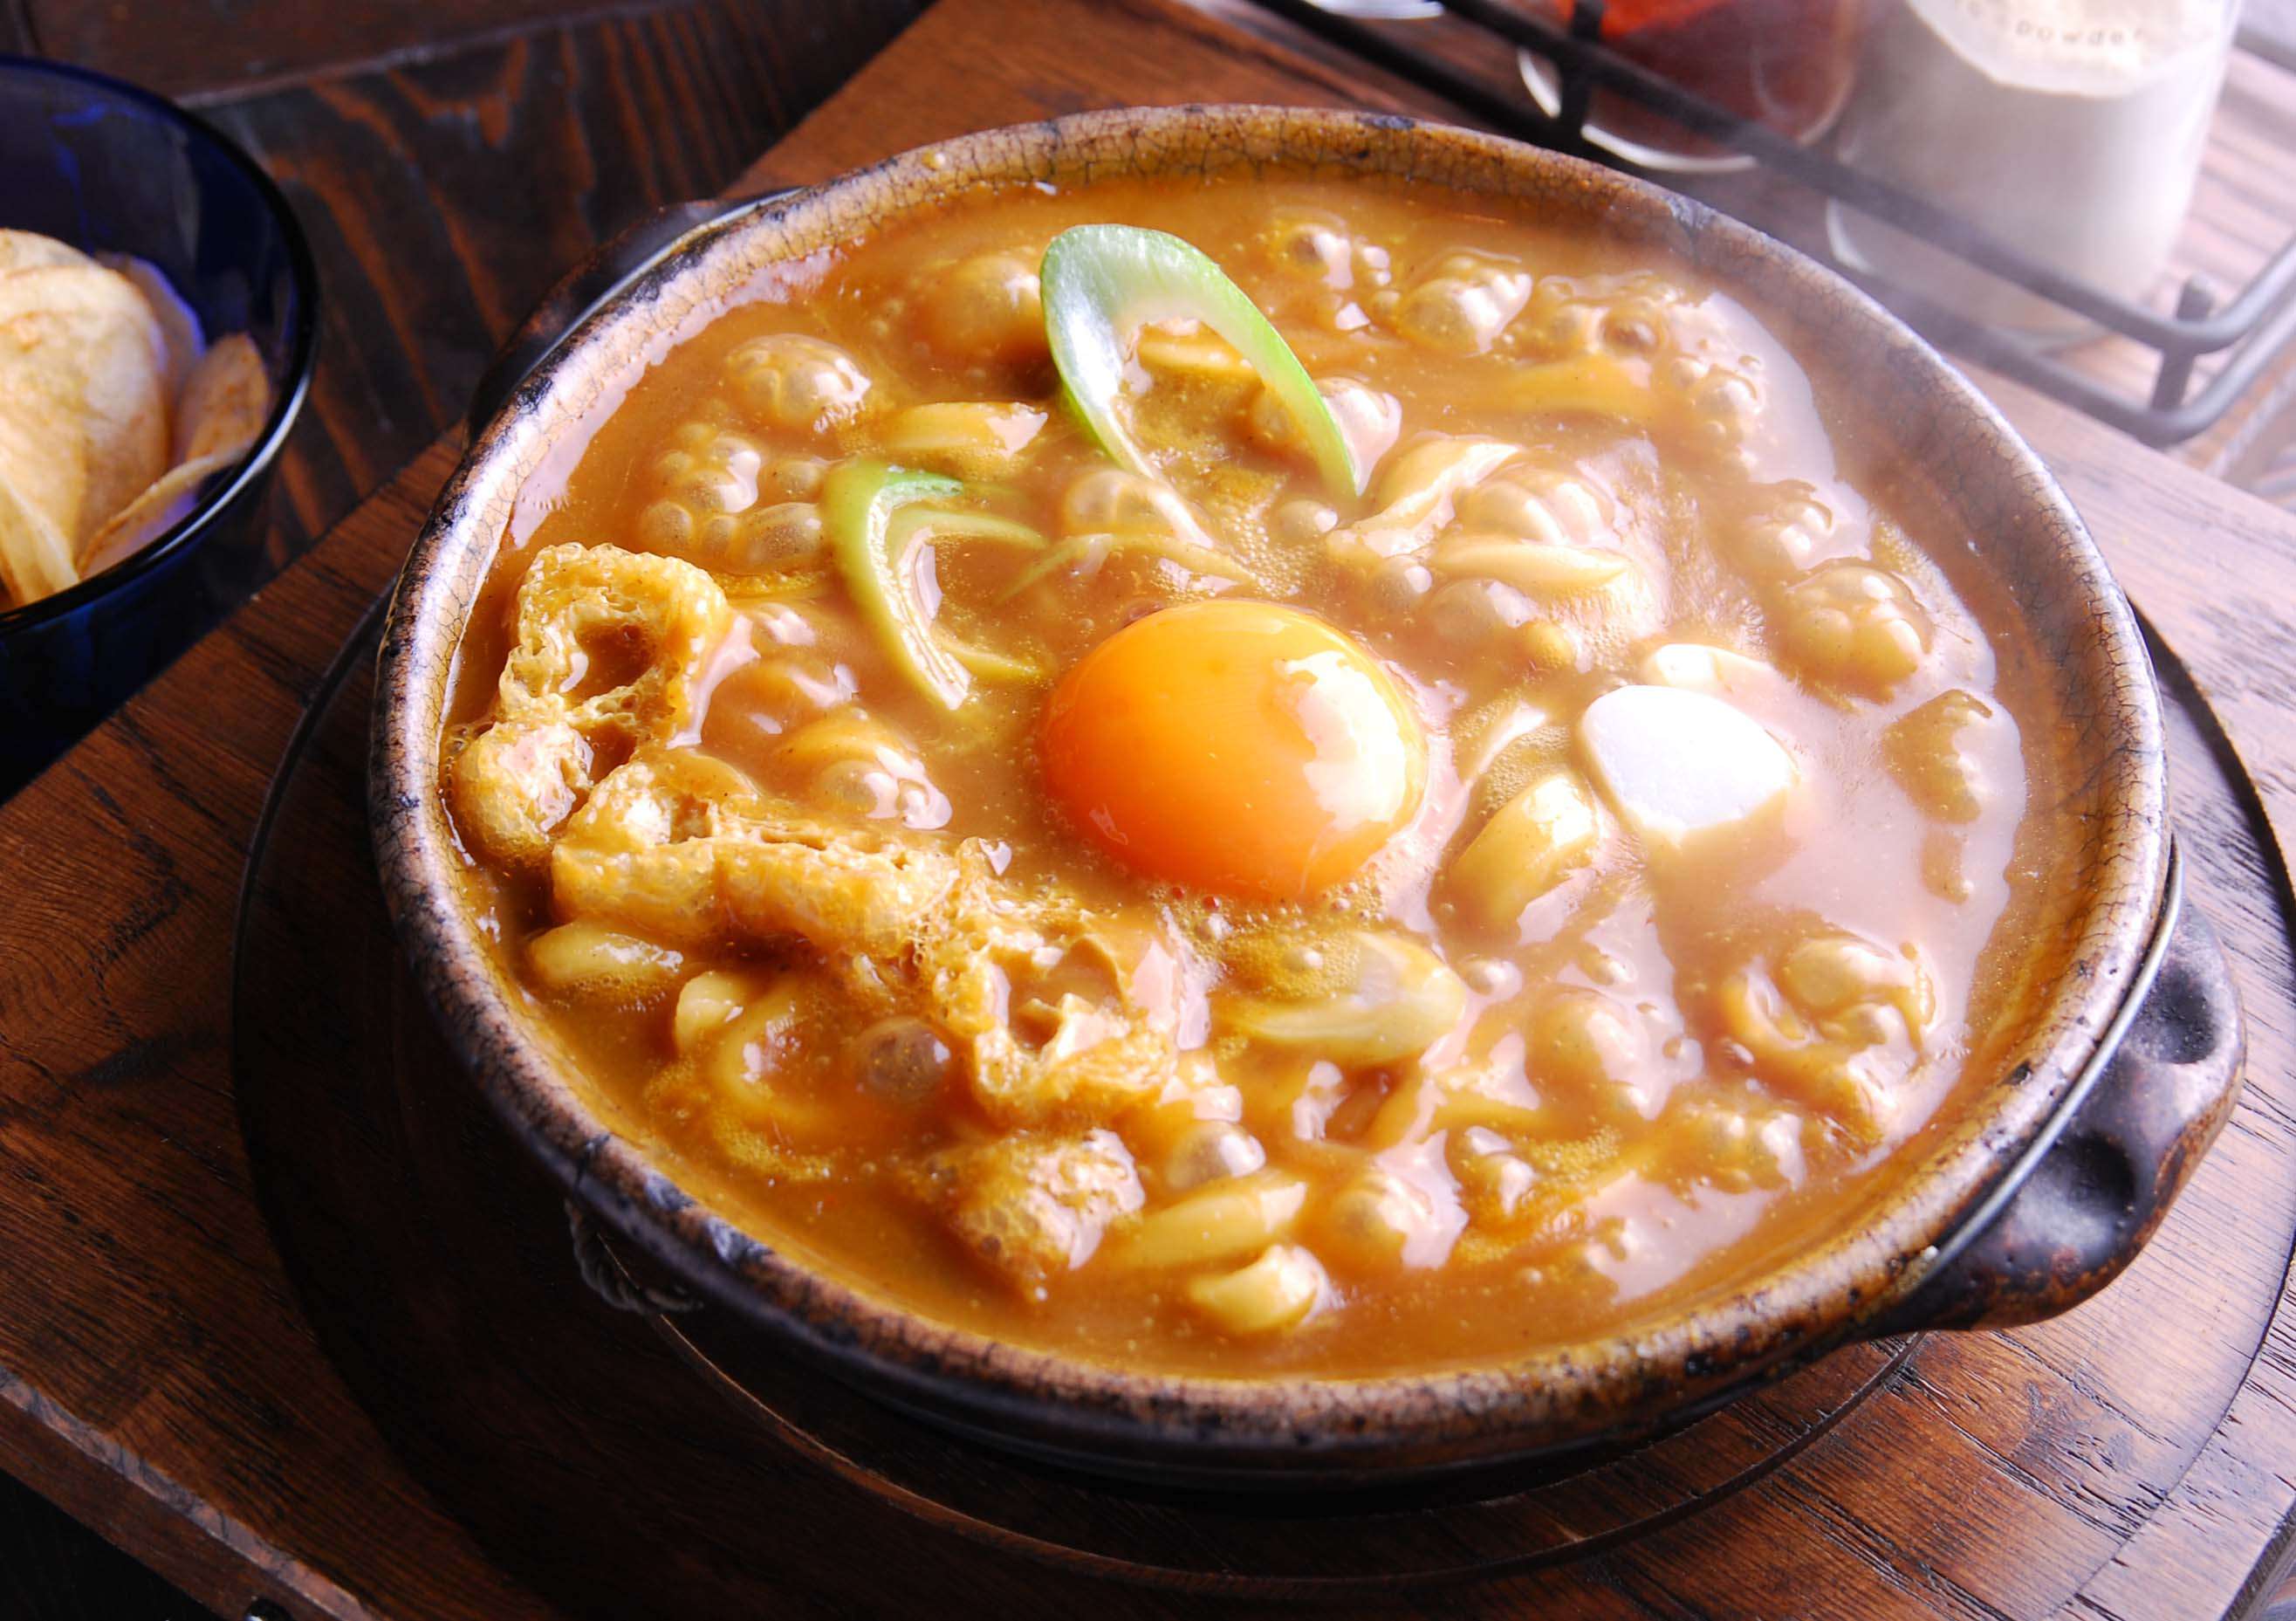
top-left (1040, 224), bottom-right (1359, 499)
top-left (825, 460), bottom-right (1043, 711)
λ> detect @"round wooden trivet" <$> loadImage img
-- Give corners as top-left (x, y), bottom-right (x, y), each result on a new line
top-left (231, 615), bottom-right (2296, 1616)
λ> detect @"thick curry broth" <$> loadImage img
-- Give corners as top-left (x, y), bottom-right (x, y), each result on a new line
top-left (442, 175), bottom-right (2070, 1377)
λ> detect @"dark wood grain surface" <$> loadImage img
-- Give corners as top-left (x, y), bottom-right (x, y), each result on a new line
top-left (7, 0), bottom-right (924, 580)
top-left (211, 549), bottom-right (2241, 1618)
top-left (3, 299), bottom-right (2288, 1615)
top-left (0, 1478), bottom-right (199, 1621)
top-left (2, 0), bottom-right (2295, 1617)
top-left (0, 3), bottom-right (925, 1616)
top-left (28, 0), bottom-right (655, 97)
top-left (196, 0), bottom-right (927, 567)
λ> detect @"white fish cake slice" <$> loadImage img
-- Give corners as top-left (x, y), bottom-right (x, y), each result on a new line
top-left (1579, 683), bottom-right (1797, 851)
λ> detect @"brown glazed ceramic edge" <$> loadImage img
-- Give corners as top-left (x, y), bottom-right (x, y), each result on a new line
top-left (370, 106), bottom-right (2168, 1470)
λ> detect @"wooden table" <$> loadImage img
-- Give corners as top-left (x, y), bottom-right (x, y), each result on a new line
top-left (5, 1), bottom-right (2296, 1617)
top-left (0, 4), bottom-right (927, 1615)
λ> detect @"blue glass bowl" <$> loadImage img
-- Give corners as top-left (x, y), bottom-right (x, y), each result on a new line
top-left (0, 55), bottom-right (319, 795)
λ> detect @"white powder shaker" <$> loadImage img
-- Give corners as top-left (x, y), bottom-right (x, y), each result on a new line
top-left (1827, 0), bottom-right (2240, 338)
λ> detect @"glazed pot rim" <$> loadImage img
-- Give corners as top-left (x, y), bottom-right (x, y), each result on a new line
top-left (371, 104), bottom-right (2168, 1457)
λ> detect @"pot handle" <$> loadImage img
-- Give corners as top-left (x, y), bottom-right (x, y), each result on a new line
top-left (465, 189), bottom-right (796, 442)
top-left (1869, 852), bottom-right (2245, 1336)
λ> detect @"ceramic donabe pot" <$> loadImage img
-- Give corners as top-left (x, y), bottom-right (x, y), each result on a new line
top-left (373, 106), bottom-right (2242, 1487)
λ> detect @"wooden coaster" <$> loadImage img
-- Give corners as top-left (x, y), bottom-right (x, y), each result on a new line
top-left (636, 1265), bottom-right (1914, 1590)
top-left (231, 608), bottom-right (2296, 1611)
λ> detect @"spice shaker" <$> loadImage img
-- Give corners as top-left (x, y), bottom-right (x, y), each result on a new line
top-left (1519, 0), bottom-right (1869, 173)
top-left (1827, 0), bottom-right (2240, 339)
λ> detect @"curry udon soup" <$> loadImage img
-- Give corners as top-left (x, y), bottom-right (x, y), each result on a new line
top-left (442, 175), bottom-right (2069, 1377)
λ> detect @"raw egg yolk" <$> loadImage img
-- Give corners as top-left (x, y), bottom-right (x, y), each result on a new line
top-left (1041, 601), bottom-right (1425, 900)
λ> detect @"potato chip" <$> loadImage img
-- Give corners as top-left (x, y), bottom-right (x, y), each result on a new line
top-left (76, 447), bottom-right (241, 582)
top-left (0, 290), bottom-right (99, 544)
top-left (0, 230), bottom-right (270, 608)
top-left (173, 333), bottom-right (268, 466)
top-left (0, 461), bottom-right (79, 604)
top-left (0, 230), bottom-right (94, 275)
top-left (0, 264), bottom-right (171, 549)
top-left (102, 251), bottom-right (206, 402)
top-left (78, 333), bottom-right (274, 579)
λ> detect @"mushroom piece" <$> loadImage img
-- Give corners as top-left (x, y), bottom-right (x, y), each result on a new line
top-left (1530, 987), bottom-right (1660, 1120)
top-left (1444, 769), bottom-right (1603, 939)
top-left (849, 1016), bottom-right (956, 1106)
top-left (1247, 376), bottom-right (1402, 479)
top-left (773, 711), bottom-right (951, 831)
top-left (643, 499), bottom-right (824, 577)
top-left (1059, 464), bottom-right (1219, 545)
top-left (1712, 926), bottom-right (1936, 1144)
top-left (525, 921), bottom-right (687, 1001)
top-left (1220, 931), bottom-right (1469, 1067)
top-left (1775, 560), bottom-right (1933, 700)
top-left (1454, 462), bottom-right (1614, 549)
top-left (1257, 208), bottom-right (1358, 288)
top-left (1883, 689), bottom-right (1999, 824)
top-left (874, 401), bottom-right (1048, 481)
top-left (1729, 484), bottom-right (1841, 580)
top-left (725, 333), bottom-right (873, 436)
top-left (915, 251), bottom-right (1047, 371)
top-left (1003, 466), bottom-right (1248, 596)
top-left (1390, 251), bottom-right (1534, 355)
top-left (1162, 1120), bottom-right (1270, 1192)
top-left (648, 429), bottom-right (763, 516)
top-left (1662, 1089), bottom-right (1807, 1193)
top-left (1185, 1245), bottom-right (1329, 1336)
top-left (1325, 435), bottom-right (1520, 567)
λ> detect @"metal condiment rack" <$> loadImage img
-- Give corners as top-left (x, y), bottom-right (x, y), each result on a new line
top-left (1249, 0), bottom-right (2296, 448)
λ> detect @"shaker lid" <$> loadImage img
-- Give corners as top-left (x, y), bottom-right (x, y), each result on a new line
top-left (1907, 0), bottom-right (2229, 95)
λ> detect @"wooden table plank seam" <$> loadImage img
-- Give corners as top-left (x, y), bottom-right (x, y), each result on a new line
top-left (165, 0), bottom-right (697, 110)
top-left (2, 1370), bottom-right (372, 1621)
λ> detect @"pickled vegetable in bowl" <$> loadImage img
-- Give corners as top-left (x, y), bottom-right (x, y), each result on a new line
top-left (436, 175), bottom-right (2072, 1378)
